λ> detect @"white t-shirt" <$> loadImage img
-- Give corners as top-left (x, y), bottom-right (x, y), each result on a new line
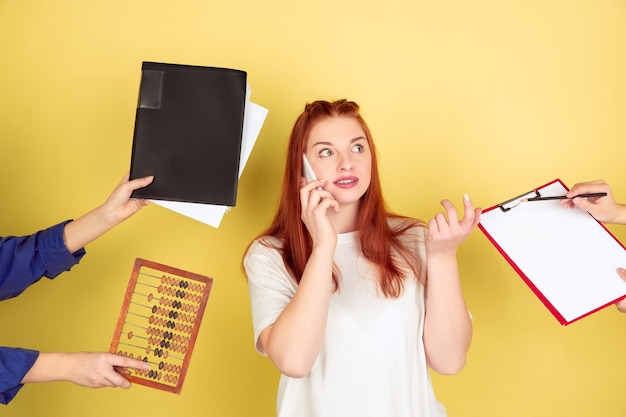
top-left (244, 224), bottom-right (446, 417)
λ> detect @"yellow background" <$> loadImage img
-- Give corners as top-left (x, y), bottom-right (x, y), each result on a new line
top-left (1, 1), bottom-right (625, 416)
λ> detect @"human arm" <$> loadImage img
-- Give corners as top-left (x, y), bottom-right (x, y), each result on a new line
top-left (0, 174), bottom-right (153, 300)
top-left (62, 173), bottom-right (153, 253)
top-left (0, 223), bottom-right (85, 300)
top-left (251, 179), bottom-right (339, 378)
top-left (0, 348), bottom-right (147, 405)
top-left (423, 195), bottom-right (480, 375)
top-left (562, 180), bottom-right (626, 225)
top-left (21, 351), bottom-right (149, 388)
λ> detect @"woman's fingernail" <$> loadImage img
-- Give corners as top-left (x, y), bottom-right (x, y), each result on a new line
top-left (464, 193), bottom-right (470, 202)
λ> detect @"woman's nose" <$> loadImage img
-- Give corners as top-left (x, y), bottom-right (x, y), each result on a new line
top-left (337, 153), bottom-right (353, 171)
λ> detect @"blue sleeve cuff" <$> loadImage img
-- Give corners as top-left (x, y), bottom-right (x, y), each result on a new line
top-left (38, 221), bottom-right (86, 279)
top-left (0, 347), bottom-right (39, 405)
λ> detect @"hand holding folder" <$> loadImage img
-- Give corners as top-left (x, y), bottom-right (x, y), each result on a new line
top-left (479, 179), bottom-right (626, 325)
top-left (128, 62), bottom-right (268, 228)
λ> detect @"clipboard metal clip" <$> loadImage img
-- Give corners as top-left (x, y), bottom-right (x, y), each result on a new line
top-left (498, 189), bottom-right (541, 212)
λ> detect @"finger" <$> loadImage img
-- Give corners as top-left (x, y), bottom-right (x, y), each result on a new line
top-left (308, 195), bottom-right (337, 219)
top-left (470, 207), bottom-right (482, 229)
top-left (299, 183), bottom-right (312, 209)
top-left (327, 197), bottom-right (341, 213)
top-left (459, 194), bottom-right (479, 228)
top-left (135, 199), bottom-right (151, 207)
top-left (127, 175), bottom-right (155, 192)
top-left (566, 180), bottom-right (608, 198)
top-left (617, 267), bottom-right (626, 283)
top-left (428, 217), bottom-right (440, 235)
top-left (110, 355), bottom-right (150, 372)
top-left (319, 196), bottom-right (339, 211)
top-left (431, 213), bottom-right (449, 236)
top-left (570, 196), bottom-right (595, 213)
top-left (301, 189), bottom-right (318, 211)
top-left (113, 366), bottom-right (132, 375)
top-left (104, 370), bottom-right (132, 389)
top-left (299, 180), bottom-right (324, 205)
top-left (439, 199), bottom-right (458, 223)
top-left (302, 187), bottom-right (333, 210)
top-left (301, 178), bottom-right (326, 191)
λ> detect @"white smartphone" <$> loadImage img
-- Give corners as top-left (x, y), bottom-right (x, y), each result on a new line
top-left (302, 153), bottom-right (324, 190)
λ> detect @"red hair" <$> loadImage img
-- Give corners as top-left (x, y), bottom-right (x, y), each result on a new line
top-left (245, 99), bottom-right (425, 297)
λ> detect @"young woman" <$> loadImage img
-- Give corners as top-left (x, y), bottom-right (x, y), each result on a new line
top-left (244, 99), bottom-right (480, 416)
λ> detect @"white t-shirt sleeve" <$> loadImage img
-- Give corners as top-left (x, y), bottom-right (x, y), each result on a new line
top-left (244, 239), bottom-right (298, 355)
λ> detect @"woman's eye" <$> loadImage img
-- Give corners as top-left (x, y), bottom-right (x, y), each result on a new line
top-left (319, 149), bottom-right (332, 157)
top-left (352, 144), bottom-right (364, 153)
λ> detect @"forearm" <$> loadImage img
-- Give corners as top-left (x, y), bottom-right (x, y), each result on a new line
top-left (22, 351), bottom-right (148, 388)
top-left (263, 247), bottom-right (334, 377)
top-left (62, 205), bottom-right (120, 254)
top-left (62, 174), bottom-right (153, 253)
top-left (423, 252), bottom-right (472, 375)
top-left (21, 352), bottom-right (72, 384)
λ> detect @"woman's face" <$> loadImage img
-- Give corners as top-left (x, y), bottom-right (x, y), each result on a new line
top-left (304, 116), bottom-right (372, 207)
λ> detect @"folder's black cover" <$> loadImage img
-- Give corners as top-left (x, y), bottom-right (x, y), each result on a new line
top-left (129, 62), bottom-right (247, 206)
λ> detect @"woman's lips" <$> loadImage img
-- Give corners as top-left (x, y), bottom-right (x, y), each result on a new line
top-left (333, 176), bottom-right (359, 189)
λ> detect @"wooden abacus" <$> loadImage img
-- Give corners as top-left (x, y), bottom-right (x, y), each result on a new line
top-left (109, 258), bottom-right (213, 394)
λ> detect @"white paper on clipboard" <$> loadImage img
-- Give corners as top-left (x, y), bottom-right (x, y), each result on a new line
top-left (478, 179), bottom-right (626, 325)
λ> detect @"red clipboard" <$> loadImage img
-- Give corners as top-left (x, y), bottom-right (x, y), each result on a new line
top-left (478, 179), bottom-right (626, 325)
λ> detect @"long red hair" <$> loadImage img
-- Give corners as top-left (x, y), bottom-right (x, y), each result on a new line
top-left (245, 99), bottom-right (425, 297)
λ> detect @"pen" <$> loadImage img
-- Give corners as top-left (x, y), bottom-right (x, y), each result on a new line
top-left (523, 192), bottom-right (607, 202)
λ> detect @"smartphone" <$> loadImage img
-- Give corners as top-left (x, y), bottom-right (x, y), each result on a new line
top-left (302, 153), bottom-right (318, 183)
top-left (302, 153), bottom-right (323, 190)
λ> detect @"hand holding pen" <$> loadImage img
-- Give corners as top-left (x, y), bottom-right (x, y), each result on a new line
top-left (563, 180), bottom-right (626, 314)
top-left (561, 179), bottom-right (626, 224)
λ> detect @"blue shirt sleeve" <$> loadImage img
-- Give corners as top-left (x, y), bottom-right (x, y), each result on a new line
top-left (0, 347), bottom-right (38, 405)
top-left (0, 220), bottom-right (86, 301)
top-left (0, 221), bottom-right (86, 404)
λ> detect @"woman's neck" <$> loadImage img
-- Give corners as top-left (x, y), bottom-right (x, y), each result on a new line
top-left (329, 201), bottom-right (360, 234)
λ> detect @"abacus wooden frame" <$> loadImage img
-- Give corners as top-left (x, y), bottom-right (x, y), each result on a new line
top-left (109, 258), bottom-right (213, 394)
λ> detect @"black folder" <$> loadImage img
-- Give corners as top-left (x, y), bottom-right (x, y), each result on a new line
top-left (129, 61), bottom-right (247, 206)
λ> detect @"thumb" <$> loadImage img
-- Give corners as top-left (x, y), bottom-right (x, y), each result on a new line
top-left (617, 267), bottom-right (626, 283)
